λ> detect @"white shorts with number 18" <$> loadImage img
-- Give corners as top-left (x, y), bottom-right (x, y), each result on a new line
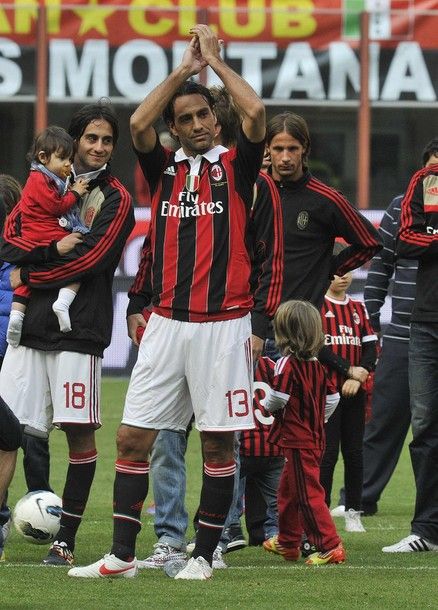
top-left (0, 345), bottom-right (101, 433)
top-left (123, 313), bottom-right (255, 432)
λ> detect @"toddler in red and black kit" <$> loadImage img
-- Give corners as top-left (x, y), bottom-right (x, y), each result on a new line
top-left (262, 299), bottom-right (346, 565)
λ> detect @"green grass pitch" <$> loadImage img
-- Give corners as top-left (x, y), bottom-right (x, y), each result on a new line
top-left (2, 378), bottom-right (438, 609)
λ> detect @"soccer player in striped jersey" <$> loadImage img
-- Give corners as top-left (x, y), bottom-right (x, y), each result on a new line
top-left (69, 25), bottom-right (283, 581)
top-left (262, 300), bottom-right (344, 565)
top-left (319, 243), bottom-right (378, 534)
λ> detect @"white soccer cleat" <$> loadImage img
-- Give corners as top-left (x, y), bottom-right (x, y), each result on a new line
top-left (174, 556), bottom-right (213, 580)
top-left (330, 505), bottom-right (346, 517)
top-left (68, 553), bottom-right (138, 578)
top-left (138, 542), bottom-right (187, 569)
top-left (382, 534), bottom-right (438, 553)
top-left (345, 509), bottom-right (366, 533)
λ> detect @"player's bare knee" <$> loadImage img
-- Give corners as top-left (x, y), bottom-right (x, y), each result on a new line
top-left (201, 431), bottom-right (235, 464)
top-left (116, 424), bottom-right (155, 460)
top-left (64, 424), bottom-right (96, 453)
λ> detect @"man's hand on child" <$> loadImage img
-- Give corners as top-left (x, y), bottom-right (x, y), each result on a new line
top-left (56, 232), bottom-right (83, 255)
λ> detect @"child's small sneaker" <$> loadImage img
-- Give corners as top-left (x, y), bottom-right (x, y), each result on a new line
top-left (330, 505), bottom-right (346, 517)
top-left (263, 535), bottom-right (300, 561)
top-left (345, 508), bottom-right (366, 533)
top-left (174, 556), bottom-right (212, 580)
top-left (305, 542), bottom-right (346, 565)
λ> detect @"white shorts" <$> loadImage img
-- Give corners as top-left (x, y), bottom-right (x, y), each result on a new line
top-left (0, 345), bottom-right (102, 433)
top-left (123, 313), bottom-right (255, 432)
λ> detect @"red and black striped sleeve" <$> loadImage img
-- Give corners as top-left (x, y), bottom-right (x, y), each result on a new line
top-left (126, 229), bottom-right (154, 316)
top-left (0, 205), bottom-right (60, 264)
top-left (21, 177), bottom-right (134, 289)
top-left (397, 165), bottom-right (438, 259)
top-left (308, 177), bottom-right (382, 275)
top-left (250, 172), bottom-right (284, 339)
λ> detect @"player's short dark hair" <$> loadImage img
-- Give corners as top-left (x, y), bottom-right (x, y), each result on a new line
top-left (26, 126), bottom-right (74, 165)
top-left (68, 99), bottom-right (119, 147)
top-left (162, 81), bottom-right (215, 126)
top-left (273, 300), bottom-right (324, 360)
top-left (210, 86), bottom-right (241, 148)
top-left (0, 174), bottom-right (22, 216)
top-left (422, 138), bottom-right (438, 166)
top-left (266, 112), bottom-right (311, 169)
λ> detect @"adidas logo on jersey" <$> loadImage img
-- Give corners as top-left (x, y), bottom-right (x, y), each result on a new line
top-left (164, 166), bottom-right (176, 176)
top-left (325, 311), bottom-right (335, 318)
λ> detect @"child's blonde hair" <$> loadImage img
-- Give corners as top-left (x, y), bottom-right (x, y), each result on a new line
top-left (273, 300), bottom-right (324, 360)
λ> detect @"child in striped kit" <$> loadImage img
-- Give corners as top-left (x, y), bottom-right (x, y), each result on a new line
top-left (319, 243), bottom-right (378, 533)
top-left (262, 300), bottom-right (345, 565)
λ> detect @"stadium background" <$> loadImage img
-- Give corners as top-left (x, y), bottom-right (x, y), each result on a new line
top-left (0, 0), bottom-right (435, 373)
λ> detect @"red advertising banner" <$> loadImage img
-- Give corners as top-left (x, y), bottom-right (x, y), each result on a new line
top-left (1, 0), bottom-right (437, 47)
top-left (0, 2), bottom-right (436, 102)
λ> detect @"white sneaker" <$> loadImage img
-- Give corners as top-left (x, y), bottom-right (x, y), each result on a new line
top-left (174, 556), bottom-right (213, 580)
top-left (382, 534), bottom-right (438, 553)
top-left (345, 509), bottom-right (366, 533)
top-left (138, 543), bottom-right (187, 569)
top-left (68, 554), bottom-right (138, 578)
top-left (330, 505), bottom-right (346, 517)
top-left (212, 546), bottom-right (227, 569)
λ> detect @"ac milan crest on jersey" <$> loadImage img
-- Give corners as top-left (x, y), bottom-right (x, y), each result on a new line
top-left (297, 210), bottom-right (309, 230)
top-left (210, 164), bottom-right (224, 182)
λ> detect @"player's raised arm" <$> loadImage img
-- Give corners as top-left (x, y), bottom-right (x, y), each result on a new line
top-left (130, 34), bottom-right (208, 153)
top-left (191, 24), bottom-right (265, 144)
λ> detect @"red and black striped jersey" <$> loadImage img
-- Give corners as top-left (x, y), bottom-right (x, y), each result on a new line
top-left (397, 164), bottom-right (438, 323)
top-left (321, 295), bottom-right (377, 391)
top-left (130, 128), bottom-right (271, 323)
top-left (240, 357), bottom-right (283, 458)
top-left (267, 355), bottom-right (328, 450)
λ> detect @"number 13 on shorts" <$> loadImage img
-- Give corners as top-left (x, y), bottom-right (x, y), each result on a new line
top-left (226, 389), bottom-right (250, 417)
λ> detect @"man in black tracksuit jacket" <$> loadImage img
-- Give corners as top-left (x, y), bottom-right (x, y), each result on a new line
top-left (263, 113), bottom-right (381, 375)
top-left (0, 102), bottom-right (135, 566)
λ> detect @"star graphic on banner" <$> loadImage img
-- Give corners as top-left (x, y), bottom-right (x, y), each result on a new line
top-left (73, 0), bottom-right (116, 36)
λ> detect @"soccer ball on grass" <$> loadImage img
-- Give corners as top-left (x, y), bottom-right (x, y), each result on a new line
top-left (13, 491), bottom-right (62, 544)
